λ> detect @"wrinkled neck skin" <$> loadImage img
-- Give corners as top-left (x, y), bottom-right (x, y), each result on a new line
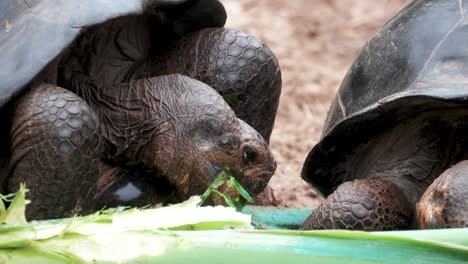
top-left (76, 75), bottom-right (193, 169)
top-left (55, 4), bottom-right (275, 200)
top-left (73, 74), bottom-right (275, 200)
top-left (350, 110), bottom-right (468, 207)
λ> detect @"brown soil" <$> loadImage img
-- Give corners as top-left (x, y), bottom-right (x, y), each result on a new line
top-left (223, 0), bottom-right (411, 207)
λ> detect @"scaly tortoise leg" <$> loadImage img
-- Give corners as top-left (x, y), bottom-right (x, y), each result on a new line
top-left (143, 0), bottom-right (281, 140)
top-left (8, 84), bottom-right (102, 220)
top-left (417, 160), bottom-right (468, 228)
top-left (59, 11), bottom-right (281, 142)
top-left (300, 178), bottom-right (413, 231)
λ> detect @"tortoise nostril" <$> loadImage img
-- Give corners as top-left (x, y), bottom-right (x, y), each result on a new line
top-left (243, 146), bottom-right (257, 165)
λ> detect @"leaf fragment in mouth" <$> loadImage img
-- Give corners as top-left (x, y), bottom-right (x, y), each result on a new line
top-left (198, 171), bottom-right (253, 211)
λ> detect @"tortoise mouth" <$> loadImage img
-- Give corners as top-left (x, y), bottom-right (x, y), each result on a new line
top-left (238, 169), bottom-right (274, 196)
top-left (243, 168), bottom-right (275, 180)
top-left (217, 182), bottom-right (240, 199)
top-left (242, 159), bottom-right (277, 176)
top-left (209, 174), bottom-right (272, 206)
top-left (205, 168), bottom-right (274, 206)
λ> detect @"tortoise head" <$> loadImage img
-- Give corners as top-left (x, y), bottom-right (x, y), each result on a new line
top-left (191, 117), bottom-right (277, 201)
top-left (141, 74), bottom-right (276, 201)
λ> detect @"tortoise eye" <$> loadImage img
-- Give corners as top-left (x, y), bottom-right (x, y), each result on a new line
top-left (219, 133), bottom-right (241, 150)
top-left (193, 118), bottom-right (223, 139)
top-left (243, 146), bottom-right (257, 165)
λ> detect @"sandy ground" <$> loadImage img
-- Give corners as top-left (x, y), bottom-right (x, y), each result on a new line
top-left (223, 0), bottom-right (411, 207)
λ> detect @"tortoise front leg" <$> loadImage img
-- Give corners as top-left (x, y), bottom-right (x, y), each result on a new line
top-left (8, 84), bottom-right (102, 220)
top-left (300, 178), bottom-right (413, 231)
top-left (417, 161), bottom-right (468, 228)
top-left (188, 28), bottom-right (282, 142)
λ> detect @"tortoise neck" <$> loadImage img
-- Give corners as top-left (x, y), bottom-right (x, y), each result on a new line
top-left (349, 110), bottom-right (465, 206)
top-left (74, 77), bottom-right (181, 167)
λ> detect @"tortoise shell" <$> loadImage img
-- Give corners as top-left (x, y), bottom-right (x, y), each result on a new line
top-left (0, 0), bottom-right (211, 108)
top-left (302, 0), bottom-right (468, 196)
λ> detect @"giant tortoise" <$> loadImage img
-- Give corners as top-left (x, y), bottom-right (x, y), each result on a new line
top-left (301, 0), bottom-right (467, 230)
top-left (0, 0), bottom-right (282, 219)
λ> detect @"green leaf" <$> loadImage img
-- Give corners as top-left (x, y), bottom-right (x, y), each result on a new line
top-left (1, 244), bottom-right (85, 264)
top-left (0, 186), bottom-right (467, 263)
top-left (0, 199), bottom-right (6, 223)
top-left (227, 176), bottom-right (253, 203)
top-left (3, 184), bottom-right (29, 225)
top-left (212, 189), bottom-right (239, 208)
top-left (198, 172), bottom-right (230, 205)
top-left (223, 93), bottom-right (240, 105)
top-left (198, 171), bottom-right (253, 211)
top-left (0, 191), bottom-right (17, 223)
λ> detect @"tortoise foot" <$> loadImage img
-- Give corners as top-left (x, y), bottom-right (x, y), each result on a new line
top-left (8, 84), bottom-right (102, 220)
top-left (300, 178), bottom-right (412, 231)
top-left (417, 160), bottom-right (468, 229)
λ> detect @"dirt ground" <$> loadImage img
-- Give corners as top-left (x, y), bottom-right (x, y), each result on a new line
top-left (223, 0), bottom-right (411, 207)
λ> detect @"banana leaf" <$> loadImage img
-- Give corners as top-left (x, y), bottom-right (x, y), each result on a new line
top-left (0, 185), bottom-right (467, 264)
